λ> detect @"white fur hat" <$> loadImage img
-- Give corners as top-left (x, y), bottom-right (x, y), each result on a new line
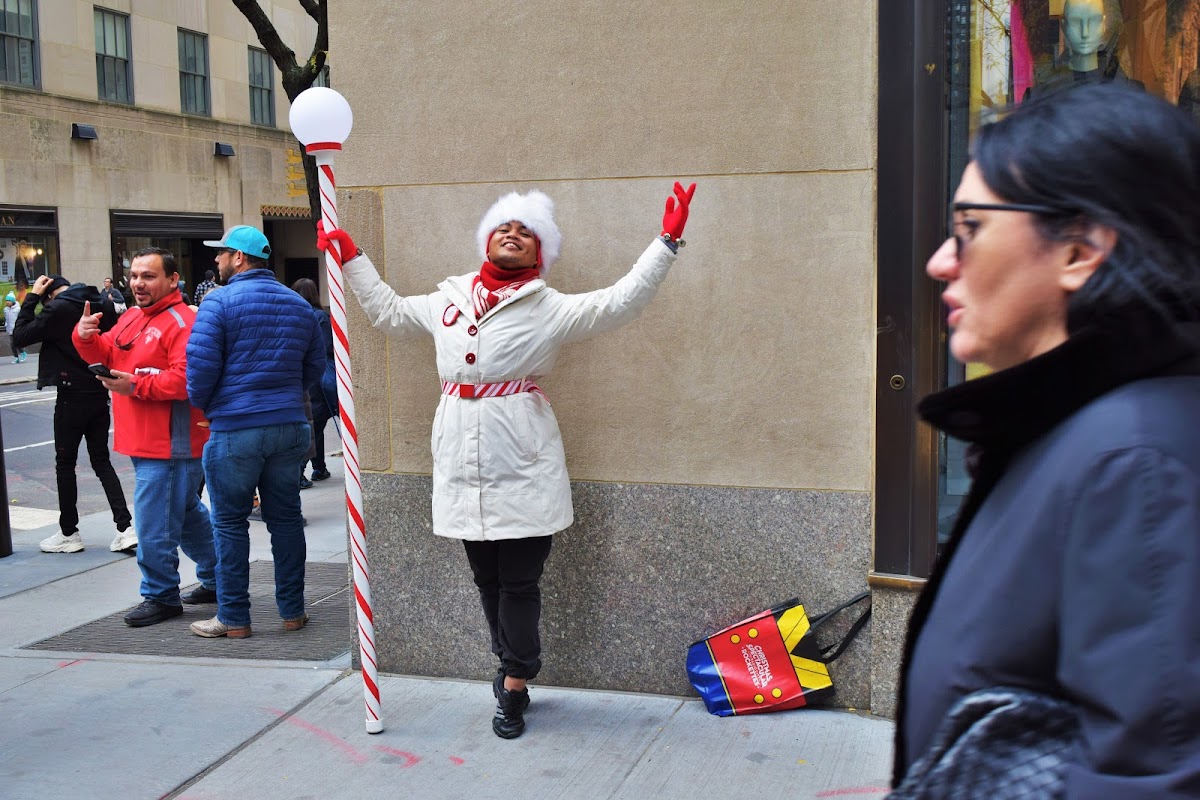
top-left (476, 190), bottom-right (562, 274)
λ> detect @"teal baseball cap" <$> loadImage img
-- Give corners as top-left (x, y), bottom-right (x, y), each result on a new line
top-left (204, 225), bottom-right (272, 259)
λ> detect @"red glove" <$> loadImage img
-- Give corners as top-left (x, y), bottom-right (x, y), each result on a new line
top-left (661, 181), bottom-right (697, 241)
top-left (316, 220), bottom-right (358, 259)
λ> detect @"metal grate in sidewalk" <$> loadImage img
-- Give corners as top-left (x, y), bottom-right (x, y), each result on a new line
top-left (24, 561), bottom-right (350, 662)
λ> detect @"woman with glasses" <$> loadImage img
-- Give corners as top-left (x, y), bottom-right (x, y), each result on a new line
top-left (891, 83), bottom-right (1200, 797)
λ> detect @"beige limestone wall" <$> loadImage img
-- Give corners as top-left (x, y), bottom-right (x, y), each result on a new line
top-left (332, 0), bottom-right (878, 492)
top-left (34, 1), bottom-right (313, 122)
top-left (0, 86), bottom-right (307, 287)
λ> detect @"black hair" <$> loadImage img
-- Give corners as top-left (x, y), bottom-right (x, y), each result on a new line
top-left (204, 269), bottom-right (215, 280)
top-left (131, 247), bottom-right (178, 276)
top-left (291, 277), bottom-right (321, 309)
top-left (245, 255), bottom-right (269, 270)
top-left (971, 83), bottom-right (1200, 330)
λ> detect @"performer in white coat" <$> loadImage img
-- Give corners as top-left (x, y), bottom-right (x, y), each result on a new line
top-left (318, 181), bottom-right (696, 738)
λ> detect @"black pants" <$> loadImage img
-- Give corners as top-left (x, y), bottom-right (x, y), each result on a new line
top-left (463, 535), bottom-right (554, 680)
top-left (309, 390), bottom-right (335, 473)
top-left (54, 390), bottom-right (131, 535)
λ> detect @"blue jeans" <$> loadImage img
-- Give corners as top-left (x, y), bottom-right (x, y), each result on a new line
top-left (203, 422), bottom-right (310, 628)
top-left (131, 457), bottom-right (217, 605)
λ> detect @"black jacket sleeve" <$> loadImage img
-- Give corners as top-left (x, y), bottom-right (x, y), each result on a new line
top-left (12, 294), bottom-right (53, 348)
top-left (1059, 446), bottom-right (1200, 798)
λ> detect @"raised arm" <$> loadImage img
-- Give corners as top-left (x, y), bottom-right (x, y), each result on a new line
top-left (71, 300), bottom-right (115, 364)
top-left (316, 223), bottom-right (434, 336)
top-left (543, 181), bottom-right (696, 343)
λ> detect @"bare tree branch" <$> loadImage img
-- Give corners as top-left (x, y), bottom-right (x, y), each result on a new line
top-left (231, 0), bottom-right (330, 223)
top-left (232, 0), bottom-right (299, 75)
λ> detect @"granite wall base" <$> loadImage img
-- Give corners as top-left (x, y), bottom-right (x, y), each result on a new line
top-left (361, 474), bottom-right (875, 709)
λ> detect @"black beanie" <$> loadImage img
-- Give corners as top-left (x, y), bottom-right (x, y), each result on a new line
top-left (45, 274), bottom-right (71, 295)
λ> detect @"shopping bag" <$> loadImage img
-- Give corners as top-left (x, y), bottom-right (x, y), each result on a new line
top-left (686, 591), bottom-right (871, 716)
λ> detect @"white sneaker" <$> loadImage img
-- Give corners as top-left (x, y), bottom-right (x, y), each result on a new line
top-left (110, 529), bottom-right (138, 553)
top-left (40, 532), bottom-right (85, 553)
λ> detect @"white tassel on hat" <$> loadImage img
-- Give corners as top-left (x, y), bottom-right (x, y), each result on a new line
top-left (476, 190), bottom-right (562, 275)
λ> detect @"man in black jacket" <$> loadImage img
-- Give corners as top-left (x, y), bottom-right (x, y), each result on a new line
top-left (13, 274), bottom-right (135, 554)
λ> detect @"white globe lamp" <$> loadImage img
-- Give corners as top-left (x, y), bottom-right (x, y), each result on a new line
top-left (289, 87), bottom-right (353, 153)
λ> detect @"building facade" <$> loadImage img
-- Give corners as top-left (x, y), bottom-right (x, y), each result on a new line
top-left (0, 0), bottom-right (320, 301)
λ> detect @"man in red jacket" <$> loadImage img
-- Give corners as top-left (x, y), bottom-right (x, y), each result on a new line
top-left (73, 247), bottom-right (218, 628)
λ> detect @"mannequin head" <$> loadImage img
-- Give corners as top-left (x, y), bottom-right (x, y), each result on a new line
top-left (1062, 0), bottom-right (1106, 72)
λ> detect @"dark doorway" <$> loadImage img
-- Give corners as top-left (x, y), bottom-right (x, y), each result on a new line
top-left (284, 257), bottom-right (319, 288)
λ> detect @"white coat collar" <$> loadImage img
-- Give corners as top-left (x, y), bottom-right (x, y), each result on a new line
top-left (438, 272), bottom-right (546, 325)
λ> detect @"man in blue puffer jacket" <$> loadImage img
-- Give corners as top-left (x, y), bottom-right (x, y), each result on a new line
top-left (184, 225), bottom-right (324, 639)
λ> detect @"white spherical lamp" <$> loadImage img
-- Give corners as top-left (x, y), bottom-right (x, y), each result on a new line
top-left (289, 87), bottom-right (353, 152)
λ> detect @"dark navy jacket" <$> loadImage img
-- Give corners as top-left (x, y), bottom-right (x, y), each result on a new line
top-left (185, 269), bottom-right (324, 432)
top-left (896, 311), bottom-right (1200, 799)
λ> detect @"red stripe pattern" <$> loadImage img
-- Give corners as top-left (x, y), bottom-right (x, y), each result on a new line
top-left (441, 379), bottom-right (547, 401)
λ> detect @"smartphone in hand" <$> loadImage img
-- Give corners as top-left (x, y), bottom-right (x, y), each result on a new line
top-left (88, 363), bottom-right (116, 379)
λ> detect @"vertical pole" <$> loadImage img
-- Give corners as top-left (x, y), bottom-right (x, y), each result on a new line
top-left (310, 145), bottom-right (383, 734)
top-left (0, 408), bottom-right (12, 558)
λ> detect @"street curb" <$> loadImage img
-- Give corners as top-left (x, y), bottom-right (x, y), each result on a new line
top-left (0, 376), bottom-right (36, 386)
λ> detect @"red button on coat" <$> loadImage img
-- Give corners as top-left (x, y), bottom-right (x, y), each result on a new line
top-left (465, 353), bottom-right (476, 364)
top-left (467, 325), bottom-right (478, 336)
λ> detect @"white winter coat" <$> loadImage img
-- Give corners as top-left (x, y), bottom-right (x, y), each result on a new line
top-left (345, 238), bottom-right (677, 541)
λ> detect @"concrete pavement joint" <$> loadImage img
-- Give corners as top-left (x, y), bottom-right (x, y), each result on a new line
top-left (162, 669), bottom-right (357, 800)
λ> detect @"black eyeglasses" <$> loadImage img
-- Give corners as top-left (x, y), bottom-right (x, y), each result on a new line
top-left (114, 310), bottom-right (163, 351)
top-left (949, 202), bottom-right (1065, 258)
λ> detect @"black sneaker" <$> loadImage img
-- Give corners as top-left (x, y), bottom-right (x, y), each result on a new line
top-left (492, 682), bottom-right (530, 739)
top-left (299, 477), bottom-right (314, 490)
top-left (311, 469), bottom-right (332, 481)
top-left (181, 585), bottom-right (217, 604)
top-left (492, 670), bottom-right (530, 714)
top-left (124, 599), bottom-right (184, 627)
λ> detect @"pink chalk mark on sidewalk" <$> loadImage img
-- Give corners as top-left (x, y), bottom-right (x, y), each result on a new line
top-left (57, 659), bottom-right (86, 668)
top-left (374, 745), bottom-right (421, 767)
top-left (448, 756), bottom-right (465, 766)
top-left (263, 707), bottom-right (369, 765)
top-left (815, 788), bottom-right (890, 797)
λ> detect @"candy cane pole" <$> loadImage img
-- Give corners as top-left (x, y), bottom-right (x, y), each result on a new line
top-left (289, 88), bottom-right (382, 734)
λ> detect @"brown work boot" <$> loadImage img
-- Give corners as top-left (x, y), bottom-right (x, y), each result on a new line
top-left (282, 614), bottom-right (309, 631)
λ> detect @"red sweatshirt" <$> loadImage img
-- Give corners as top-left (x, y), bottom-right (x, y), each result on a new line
top-left (73, 292), bottom-right (209, 459)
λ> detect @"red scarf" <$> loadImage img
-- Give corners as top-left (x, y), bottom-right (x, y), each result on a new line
top-left (471, 261), bottom-right (540, 319)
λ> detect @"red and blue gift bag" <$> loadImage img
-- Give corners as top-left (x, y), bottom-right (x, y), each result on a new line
top-left (686, 592), bottom-right (871, 716)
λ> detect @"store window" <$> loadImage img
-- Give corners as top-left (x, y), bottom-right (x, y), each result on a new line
top-left (248, 46), bottom-right (274, 126)
top-left (94, 7), bottom-right (131, 104)
top-left (0, 206), bottom-right (59, 302)
top-left (178, 28), bottom-right (209, 116)
top-left (109, 211), bottom-right (223, 297)
top-left (938, 0), bottom-right (1200, 538)
top-left (0, 0), bottom-right (39, 88)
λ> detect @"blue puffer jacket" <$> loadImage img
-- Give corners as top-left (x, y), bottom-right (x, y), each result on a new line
top-left (186, 269), bottom-right (324, 432)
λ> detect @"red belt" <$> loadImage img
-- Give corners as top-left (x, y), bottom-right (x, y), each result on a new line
top-left (441, 379), bottom-right (546, 400)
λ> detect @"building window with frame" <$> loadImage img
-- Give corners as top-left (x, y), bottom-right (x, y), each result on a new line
top-left (94, 7), bottom-right (131, 104)
top-left (0, 0), bottom-right (39, 88)
top-left (248, 46), bottom-right (274, 126)
top-left (178, 28), bottom-right (209, 116)
top-left (314, 64), bottom-right (329, 87)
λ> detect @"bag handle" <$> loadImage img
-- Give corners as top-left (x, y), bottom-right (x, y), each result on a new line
top-left (795, 591), bottom-right (872, 664)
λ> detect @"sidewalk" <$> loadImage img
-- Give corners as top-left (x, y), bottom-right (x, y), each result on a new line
top-left (0, 450), bottom-right (894, 800)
